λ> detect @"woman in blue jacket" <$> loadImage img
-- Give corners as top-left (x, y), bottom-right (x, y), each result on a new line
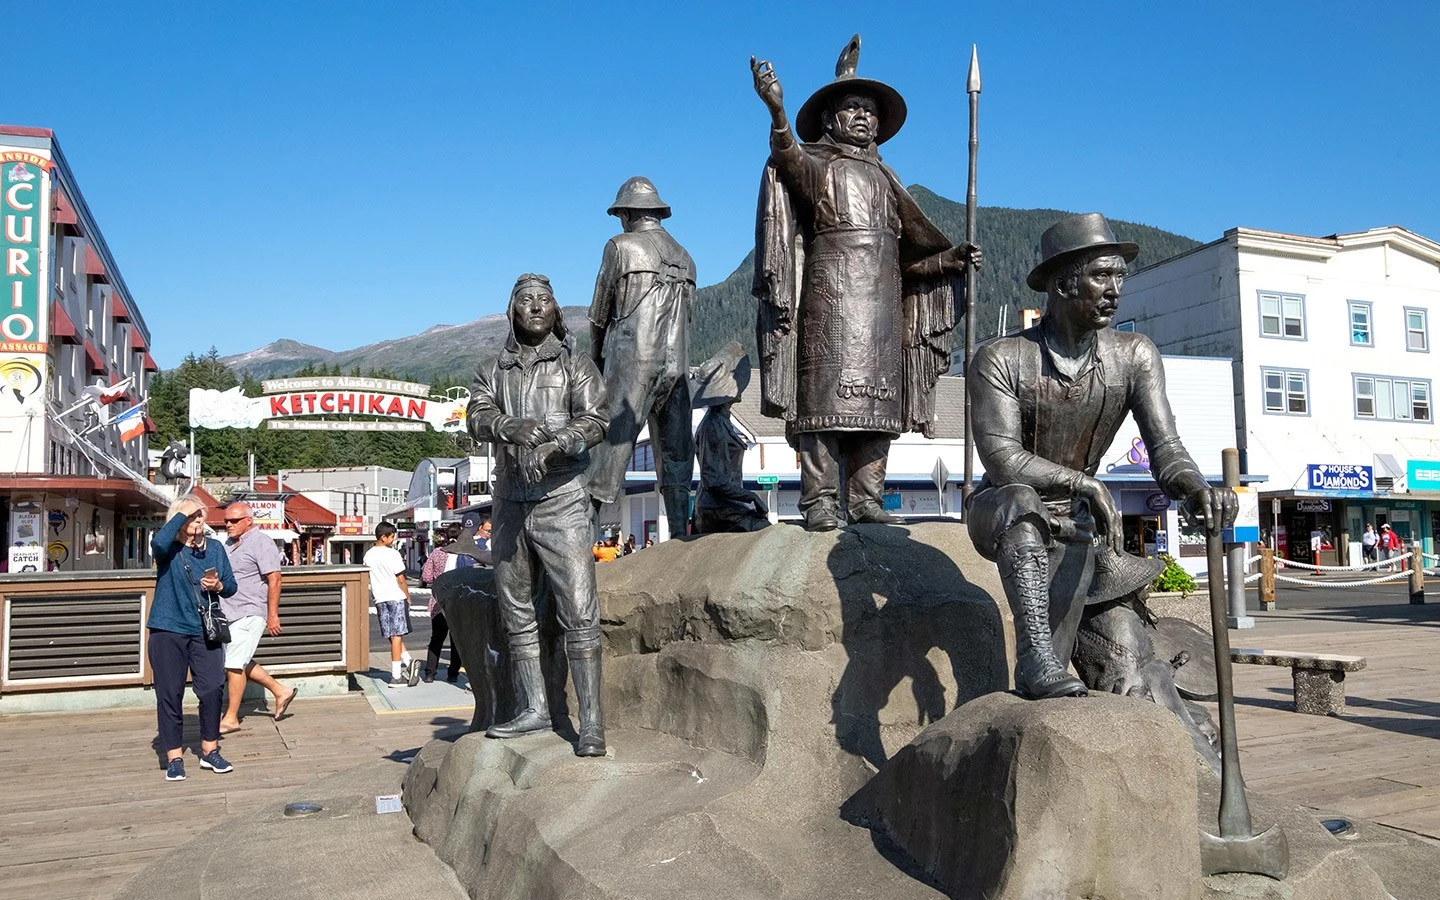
top-left (149, 495), bottom-right (238, 781)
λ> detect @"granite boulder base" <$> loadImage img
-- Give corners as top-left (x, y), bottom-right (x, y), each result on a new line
top-left (410, 522), bottom-right (1011, 897)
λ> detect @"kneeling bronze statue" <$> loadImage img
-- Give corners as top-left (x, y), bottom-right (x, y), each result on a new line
top-left (967, 213), bottom-right (1235, 766)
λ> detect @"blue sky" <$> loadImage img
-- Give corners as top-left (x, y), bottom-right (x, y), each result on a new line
top-left (9, 1), bottom-right (1437, 367)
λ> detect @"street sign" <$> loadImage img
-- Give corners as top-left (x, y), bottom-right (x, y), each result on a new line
top-left (757, 474), bottom-right (779, 486)
top-left (1224, 487), bottom-right (1261, 544)
top-left (931, 458), bottom-right (950, 490)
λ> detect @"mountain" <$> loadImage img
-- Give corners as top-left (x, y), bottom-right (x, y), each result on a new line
top-left (221, 191), bottom-right (1201, 382)
top-left (221, 308), bottom-right (593, 382)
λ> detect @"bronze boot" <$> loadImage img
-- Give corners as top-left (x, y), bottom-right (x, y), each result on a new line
top-left (486, 654), bottom-right (551, 738)
top-left (662, 487), bottom-right (691, 538)
top-left (1001, 543), bottom-right (1088, 700)
top-left (568, 650), bottom-right (607, 757)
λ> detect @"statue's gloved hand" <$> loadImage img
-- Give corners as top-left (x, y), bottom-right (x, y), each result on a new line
top-left (497, 417), bottom-right (550, 449)
top-left (940, 242), bottom-right (983, 274)
top-left (1078, 475), bottom-right (1123, 549)
top-left (750, 56), bottom-right (784, 114)
top-left (521, 442), bottom-right (560, 485)
top-left (1181, 487), bottom-right (1237, 537)
top-left (750, 492), bottom-right (769, 516)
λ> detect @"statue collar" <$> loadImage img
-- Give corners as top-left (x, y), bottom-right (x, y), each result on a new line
top-left (1038, 317), bottom-right (1101, 382)
top-left (500, 332), bottom-right (566, 368)
top-left (804, 135), bottom-right (883, 163)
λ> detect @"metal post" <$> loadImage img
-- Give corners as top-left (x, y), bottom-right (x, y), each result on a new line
top-left (1411, 543), bottom-right (1426, 604)
top-left (1223, 449), bottom-right (1253, 628)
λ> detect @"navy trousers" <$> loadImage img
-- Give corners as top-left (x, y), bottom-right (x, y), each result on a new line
top-left (149, 629), bottom-right (225, 751)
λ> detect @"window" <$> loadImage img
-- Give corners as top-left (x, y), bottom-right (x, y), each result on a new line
top-left (1348, 301), bottom-right (1373, 346)
top-left (1261, 367), bottom-right (1309, 415)
top-left (1115, 320), bottom-right (1136, 333)
top-left (1258, 291), bottom-right (1305, 339)
top-left (1353, 374), bottom-right (1431, 422)
top-left (1405, 308), bottom-right (1429, 352)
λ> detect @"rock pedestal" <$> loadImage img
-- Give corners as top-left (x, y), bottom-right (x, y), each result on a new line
top-left (846, 691), bottom-right (1202, 900)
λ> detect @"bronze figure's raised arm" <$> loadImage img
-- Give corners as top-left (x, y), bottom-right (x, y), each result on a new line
top-left (750, 35), bottom-right (980, 532)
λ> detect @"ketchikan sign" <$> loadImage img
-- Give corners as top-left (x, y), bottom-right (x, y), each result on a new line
top-left (1304, 464), bottom-right (1373, 496)
top-left (190, 377), bottom-right (466, 432)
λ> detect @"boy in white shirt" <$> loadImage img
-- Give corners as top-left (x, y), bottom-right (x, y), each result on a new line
top-left (365, 522), bottom-right (416, 687)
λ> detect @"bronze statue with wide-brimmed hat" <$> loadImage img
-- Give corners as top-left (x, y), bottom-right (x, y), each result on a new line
top-left (587, 176), bottom-right (697, 538)
top-left (965, 211), bottom-right (1236, 769)
top-left (689, 342), bottom-right (770, 533)
top-left (749, 34), bottom-right (982, 531)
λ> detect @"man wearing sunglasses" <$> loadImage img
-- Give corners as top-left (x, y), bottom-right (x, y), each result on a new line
top-left (218, 502), bottom-right (297, 732)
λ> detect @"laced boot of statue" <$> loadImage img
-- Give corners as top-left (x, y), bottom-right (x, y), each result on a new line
top-left (567, 649), bottom-right (607, 757)
top-left (1000, 540), bottom-right (1087, 700)
top-left (662, 488), bottom-right (691, 538)
top-left (485, 653), bottom-right (551, 738)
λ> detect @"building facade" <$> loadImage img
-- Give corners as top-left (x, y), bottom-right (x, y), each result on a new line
top-left (0, 126), bottom-right (165, 573)
top-left (1120, 225), bottom-right (1440, 563)
top-left (275, 466), bottom-right (412, 564)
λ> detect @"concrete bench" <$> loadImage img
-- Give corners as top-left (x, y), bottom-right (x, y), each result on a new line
top-left (1230, 649), bottom-right (1368, 716)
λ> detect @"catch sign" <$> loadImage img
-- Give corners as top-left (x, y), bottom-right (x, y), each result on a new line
top-left (1305, 464), bottom-right (1373, 496)
top-left (0, 153), bottom-right (51, 353)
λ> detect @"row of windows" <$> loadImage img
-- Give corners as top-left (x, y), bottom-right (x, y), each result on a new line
top-left (1259, 291), bottom-right (1428, 352)
top-left (1261, 367), bottom-right (1432, 422)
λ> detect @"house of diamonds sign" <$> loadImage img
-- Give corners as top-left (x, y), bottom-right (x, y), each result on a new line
top-left (189, 377), bottom-right (467, 432)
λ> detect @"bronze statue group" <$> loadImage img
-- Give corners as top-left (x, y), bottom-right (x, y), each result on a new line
top-left (467, 36), bottom-right (1236, 765)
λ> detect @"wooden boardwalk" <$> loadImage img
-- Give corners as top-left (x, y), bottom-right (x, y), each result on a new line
top-left (3, 601), bottom-right (1439, 898)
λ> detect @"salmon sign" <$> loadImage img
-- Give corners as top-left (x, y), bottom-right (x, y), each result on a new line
top-left (189, 376), bottom-right (467, 432)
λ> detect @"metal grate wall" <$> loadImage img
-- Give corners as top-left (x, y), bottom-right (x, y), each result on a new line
top-left (252, 585), bottom-right (346, 668)
top-left (5, 592), bottom-right (145, 682)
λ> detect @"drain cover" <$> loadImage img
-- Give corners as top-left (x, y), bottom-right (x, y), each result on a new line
top-left (1321, 818), bottom-right (1355, 837)
top-left (284, 802), bottom-right (323, 818)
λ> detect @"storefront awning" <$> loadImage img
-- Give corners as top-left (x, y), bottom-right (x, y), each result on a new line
top-left (258, 528), bottom-right (300, 541)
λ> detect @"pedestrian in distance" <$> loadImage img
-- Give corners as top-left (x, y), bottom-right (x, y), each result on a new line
top-left (420, 522), bottom-right (473, 683)
top-left (1361, 523), bottom-right (1377, 564)
top-left (366, 522), bottom-right (418, 687)
top-left (148, 495), bottom-right (238, 781)
top-left (218, 502), bottom-right (298, 733)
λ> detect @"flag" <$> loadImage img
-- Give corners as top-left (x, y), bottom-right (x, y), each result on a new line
top-left (84, 377), bottom-right (130, 406)
top-left (115, 406), bottom-right (146, 443)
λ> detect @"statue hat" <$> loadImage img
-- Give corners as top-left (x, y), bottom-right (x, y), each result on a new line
top-left (1086, 545), bottom-right (1166, 606)
top-left (689, 341), bottom-right (752, 408)
top-left (1026, 212), bottom-right (1140, 292)
top-left (607, 176), bottom-right (672, 218)
top-left (795, 34), bottom-right (908, 146)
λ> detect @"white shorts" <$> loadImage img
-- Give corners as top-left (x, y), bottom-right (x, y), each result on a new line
top-left (224, 615), bottom-right (267, 669)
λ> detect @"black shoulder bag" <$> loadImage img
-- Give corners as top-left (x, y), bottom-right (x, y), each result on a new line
top-left (181, 554), bottom-right (230, 644)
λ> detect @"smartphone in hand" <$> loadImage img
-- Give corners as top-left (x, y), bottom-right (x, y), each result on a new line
top-left (204, 568), bottom-right (218, 581)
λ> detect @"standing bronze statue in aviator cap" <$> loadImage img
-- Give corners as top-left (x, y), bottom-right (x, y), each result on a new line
top-left (750, 35), bottom-right (981, 532)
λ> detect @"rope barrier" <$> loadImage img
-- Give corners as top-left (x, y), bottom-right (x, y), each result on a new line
top-left (1271, 571), bottom-right (1413, 588)
top-left (1272, 555), bottom-right (1401, 573)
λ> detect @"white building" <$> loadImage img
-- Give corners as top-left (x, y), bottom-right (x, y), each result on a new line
top-left (0, 125), bottom-right (167, 572)
top-left (277, 465), bottom-right (412, 563)
top-left (1119, 225), bottom-right (1440, 562)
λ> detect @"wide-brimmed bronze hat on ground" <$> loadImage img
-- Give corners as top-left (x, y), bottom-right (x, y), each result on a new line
top-left (795, 34), bottom-right (907, 146)
top-left (607, 176), bottom-right (671, 218)
top-left (1026, 212), bottom-right (1140, 292)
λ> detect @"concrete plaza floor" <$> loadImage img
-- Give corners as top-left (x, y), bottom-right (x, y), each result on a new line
top-left (2, 583), bottom-right (1437, 898)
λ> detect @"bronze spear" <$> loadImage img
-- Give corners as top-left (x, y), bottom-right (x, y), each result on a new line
top-left (961, 45), bottom-right (980, 514)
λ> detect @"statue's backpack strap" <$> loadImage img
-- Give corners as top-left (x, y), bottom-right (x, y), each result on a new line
top-left (1018, 330), bottom-right (1041, 452)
